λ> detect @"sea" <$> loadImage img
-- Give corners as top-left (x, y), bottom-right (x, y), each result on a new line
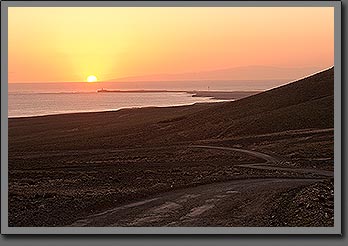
top-left (8, 80), bottom-right (280, 118)
top-left (8, 91), bottom-right (228, 118)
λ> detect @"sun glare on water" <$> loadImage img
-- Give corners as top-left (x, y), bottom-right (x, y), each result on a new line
top-left (87, 75), bottom-right (97, 83)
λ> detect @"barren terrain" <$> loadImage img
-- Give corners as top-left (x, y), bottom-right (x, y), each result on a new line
top-left (8, 68), bottom-right (334, 227)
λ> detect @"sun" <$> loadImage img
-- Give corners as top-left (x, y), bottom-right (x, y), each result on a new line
top-left (87, 75), bottom-right (97, 83)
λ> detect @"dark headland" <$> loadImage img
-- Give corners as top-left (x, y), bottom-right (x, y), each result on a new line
top-left (96, 88), bottom-right (260, 100)
top-left (9, 67), bottom-right (334, 227)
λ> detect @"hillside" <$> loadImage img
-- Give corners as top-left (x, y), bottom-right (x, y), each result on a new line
top-left (157, 67), bottom-right (334, 141)
top-left (9, 67), bottom-right (334, 152)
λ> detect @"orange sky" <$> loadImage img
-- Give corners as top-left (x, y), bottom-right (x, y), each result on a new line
top-left (8, 7), bottom-right (334, 83)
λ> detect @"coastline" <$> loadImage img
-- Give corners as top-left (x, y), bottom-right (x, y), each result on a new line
top-left (189, 90), bottom-right (261, 100)
top-left (8, 90), bottom-right (259, 119)
top-left (95, 89), bottom-right (261, 100)
top-left (8, 101), bottom-right (222, 119)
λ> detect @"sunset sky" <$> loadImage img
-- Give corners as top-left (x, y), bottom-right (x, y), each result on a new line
top-left (8, 7), bottom-right (334, 83)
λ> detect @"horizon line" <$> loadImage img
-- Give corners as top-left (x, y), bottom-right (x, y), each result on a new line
top-left (8, 65), bottom-right (334, 84)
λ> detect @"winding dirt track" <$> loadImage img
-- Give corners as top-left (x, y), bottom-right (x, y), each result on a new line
top-left (69, 145), bottom-right (333, 227)
top-left (191, 145), bottom-right (333, 177)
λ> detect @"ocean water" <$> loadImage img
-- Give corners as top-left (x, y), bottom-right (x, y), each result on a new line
top-left (8, 91), bottom-right (226, 118)
top-left (9, 80), bottom-right (277, 118)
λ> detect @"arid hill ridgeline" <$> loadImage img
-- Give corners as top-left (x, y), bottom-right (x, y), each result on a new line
top-left (167, 67), bottom-right (334, 139)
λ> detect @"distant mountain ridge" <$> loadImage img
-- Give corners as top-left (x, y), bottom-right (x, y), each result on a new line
top-left (109, 65), bottom-right (326, 82)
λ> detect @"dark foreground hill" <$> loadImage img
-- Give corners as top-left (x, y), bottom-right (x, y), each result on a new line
top-left (9, 67), bottom-right (334, 152)
top-left (157, 67), bottom-right (334, 141)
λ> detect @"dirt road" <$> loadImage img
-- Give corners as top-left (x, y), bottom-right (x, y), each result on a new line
top-left (191, 145), bottom-right (333, 177)
top-left (69, 145), bottom-right (332, 227)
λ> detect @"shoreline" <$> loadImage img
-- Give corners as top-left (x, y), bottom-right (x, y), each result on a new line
top-left (96, 89), bottom-right (262, 100)
top-left (10, 90), bottom-right (262, 98)
top-left (189, 90), bottom-right (260, 100)
top-left (8, 101), bottom-right (223, 119)
top-left (8, 90), bottom-right (260, 119)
